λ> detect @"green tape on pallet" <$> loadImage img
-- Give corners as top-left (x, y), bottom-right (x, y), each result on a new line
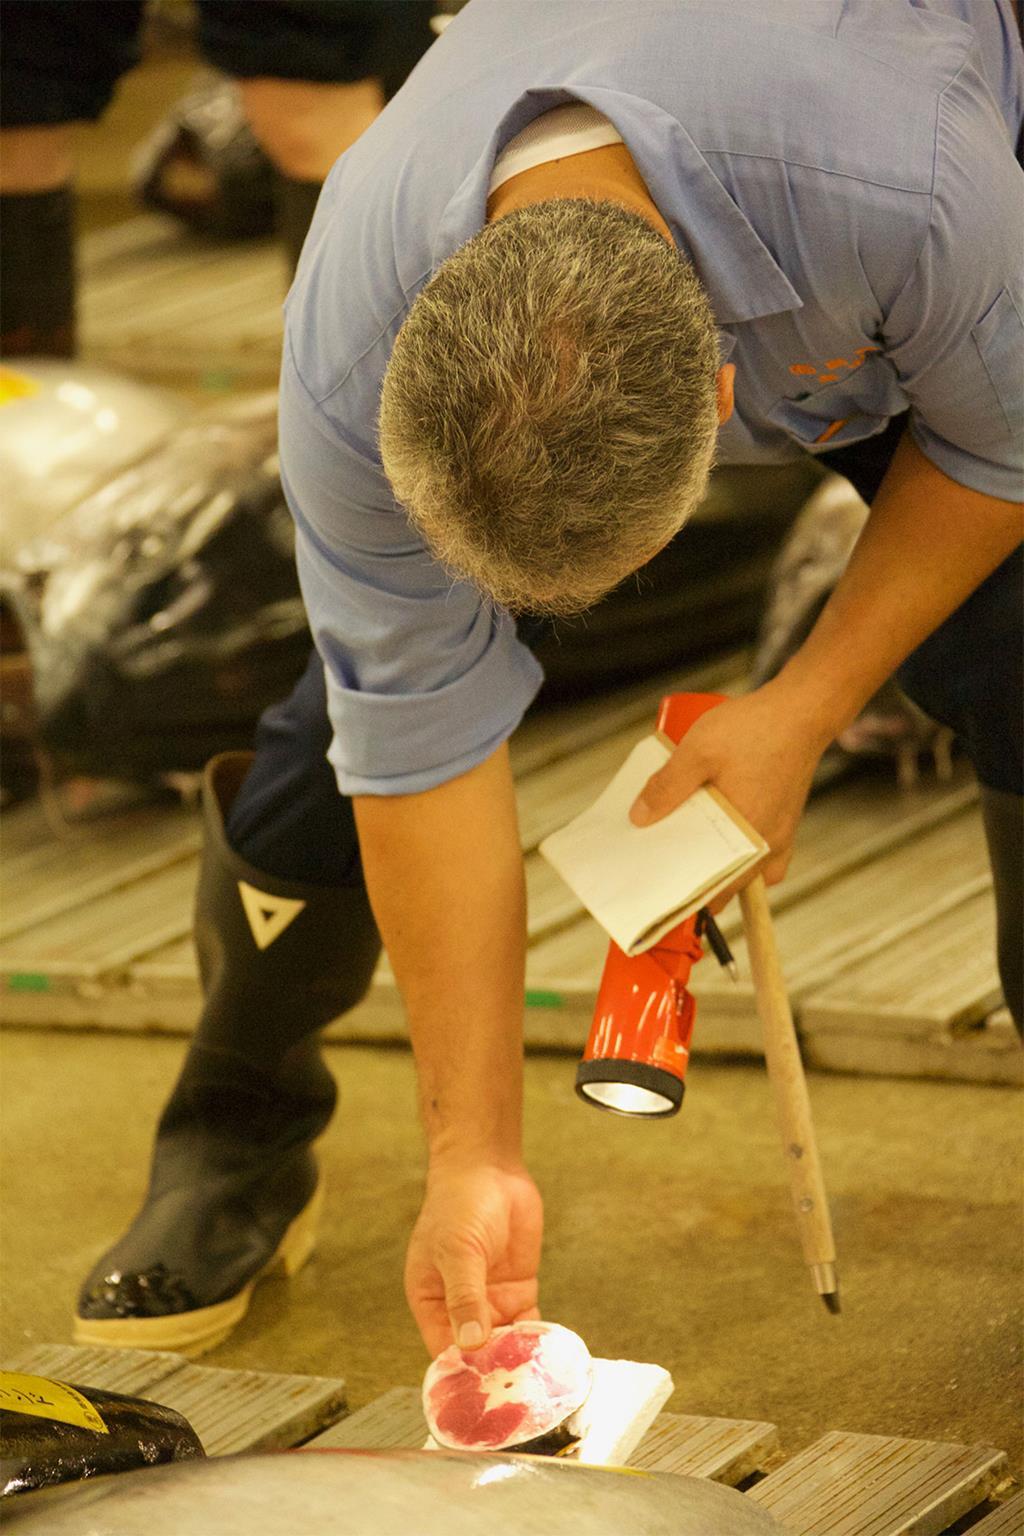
top-left (7, 973), bottom-right (50, 992)
top-left (525, 989), bottom-right (564, 1009)
top-left (201, 368), bottom-right (236, 393)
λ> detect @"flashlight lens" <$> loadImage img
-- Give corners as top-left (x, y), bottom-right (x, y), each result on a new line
top-left (576, 1059), bottom-right (684, 1117)
top-left (580, 1081), bottom-right (676, 1116)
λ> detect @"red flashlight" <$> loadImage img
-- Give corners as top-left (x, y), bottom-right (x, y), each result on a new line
top-left (575, 692), bottom-right (727, 1118)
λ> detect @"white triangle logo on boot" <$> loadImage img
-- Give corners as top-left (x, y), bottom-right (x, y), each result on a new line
top-left (238, 881), bottom-right (306, 951)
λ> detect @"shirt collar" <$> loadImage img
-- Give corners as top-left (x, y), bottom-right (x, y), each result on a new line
top-left (433, 86), bottom-right (803, 328)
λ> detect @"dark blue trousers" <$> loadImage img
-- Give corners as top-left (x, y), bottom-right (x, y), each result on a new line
top-left (227, 418), bottom-right (1023, 886)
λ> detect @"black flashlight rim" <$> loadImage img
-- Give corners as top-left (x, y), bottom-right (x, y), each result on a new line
top-left (575, 1058), bottom-right (685, 1118)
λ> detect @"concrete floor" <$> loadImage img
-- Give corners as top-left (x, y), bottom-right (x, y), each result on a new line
top-left (2, 1030), bottom-right (1021, 1472)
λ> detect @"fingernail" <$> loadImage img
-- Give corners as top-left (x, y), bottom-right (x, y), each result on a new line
top-left (458, 1322), bottom-right (485, 1350)
top-left (630, 800), bottom-right (653, 827)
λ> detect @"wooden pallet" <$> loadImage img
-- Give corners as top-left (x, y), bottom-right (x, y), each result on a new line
top-left (6, 1348), bottom-right (1017, 1534)
top-left (2, 652), bottom-right (1018, 1084)
top-left (79, 215), bottom-right (285, 388)
top-left (3, 651), bottom-right (1017, 1084)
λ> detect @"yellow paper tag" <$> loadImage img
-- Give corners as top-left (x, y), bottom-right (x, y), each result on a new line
top-left (0, 368), bottom-right (41, 408)
top-left (0, 1373), bottom-right (108, 1435)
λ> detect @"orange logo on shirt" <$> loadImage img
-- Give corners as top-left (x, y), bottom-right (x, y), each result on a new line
top-left (789, 345), bottom-right (880, 385)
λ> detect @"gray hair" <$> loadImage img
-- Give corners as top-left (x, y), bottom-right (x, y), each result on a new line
top-left (378, 199), bottom-right (720, 615)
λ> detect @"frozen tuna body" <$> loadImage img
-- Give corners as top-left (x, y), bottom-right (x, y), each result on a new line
top-left (423, 1322), bottom-right (593, 1453)
top-left (5, 1446), bottom-right (792, 1535)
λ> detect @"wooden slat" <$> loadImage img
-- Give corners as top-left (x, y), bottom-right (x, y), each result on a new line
top-left (747, 1430), bottom-right (1006, 1536)
top-left (747, 778), bottom-right (977, 930)
top-left (525, 848), bottom-right (590, 941)
top-left (1, 801), bottom-right (63, 862)
top-left (0, 807), bottom-right (199, 943)
top-left (0, 783), bottom-right (171, 861)
top-left (526, 909), bottom-right (607, 989)
top-left (125, 933), bottom-right (196, 982)
top-left (801, 887), bottom-right (1002, 1038)
top-left (629, 1410), bottom-right (779, 1483)
top-left (520, 807), bottom-right (1001, 1062)
top-left (691, 808), bottom-right (991, 1008)
top-left (80, 217), bottom-right (283, 383)
top-left (307, 1386), bottom-right (425, 1450)
top-left (0, 858), bottom-right (197, 977)
top-left (6, 1344), bottom-right (185, 1401)
top-left (122, 792), bottom-right (1000, 1056)
top-left (147, 1360), bottom-right (347, 1456)
top-left (5, 1344), bottom-right (347, 1458)
top-left (804, 1017), bottom-right (1024, 1087)
top-left (968, 1493), bottom-right (1024, 1535)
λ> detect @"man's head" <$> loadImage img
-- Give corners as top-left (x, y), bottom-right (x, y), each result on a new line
top-left (378, 198), bottom-right (724, 615)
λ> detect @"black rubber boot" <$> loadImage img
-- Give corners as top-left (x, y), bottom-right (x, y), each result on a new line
top-left (75, 752), bottom-right (381, 1353)
top-left (980, 785), bottom-right (1023, 1036)
top-left (0, 186), bottom-right (76, 357)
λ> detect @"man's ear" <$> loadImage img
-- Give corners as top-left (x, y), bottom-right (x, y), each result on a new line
top-left (716, 363), bottom-right (735, 425)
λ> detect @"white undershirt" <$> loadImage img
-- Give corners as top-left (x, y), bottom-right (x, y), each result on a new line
top-left (488, 104), bottom-right (624, 195)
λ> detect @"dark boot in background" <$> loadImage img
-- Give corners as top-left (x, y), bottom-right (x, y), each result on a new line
top-left (75, 752), bottom-right (381, 1353)
top-left (0, 186), bottom-right (76, 357)
top-left (980, 785), bottom-right (1024, 1035)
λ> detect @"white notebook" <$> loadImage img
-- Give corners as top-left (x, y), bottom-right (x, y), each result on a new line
top-left (539, 735), bottom-right (768, 955)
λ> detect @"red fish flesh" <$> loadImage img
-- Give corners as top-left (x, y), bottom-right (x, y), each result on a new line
top-left (423, 1322), bottom-right (593, 1453)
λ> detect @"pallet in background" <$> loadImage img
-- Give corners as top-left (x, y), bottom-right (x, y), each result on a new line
top-left (1, 653), bottom-right (1018, 1085)
top-left (79, 216), bottom-right (284, 388)
top-left (7, 1348), bottom-right (1014, 1536)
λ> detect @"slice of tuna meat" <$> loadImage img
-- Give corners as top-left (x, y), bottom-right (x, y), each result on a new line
top-left (423, 1321), bottom-right (592, 1452)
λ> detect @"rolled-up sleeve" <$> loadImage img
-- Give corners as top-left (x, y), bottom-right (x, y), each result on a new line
top-left (279, 345), bottom-right (544, 796)
top-left (881, 58), bottom-right (1023, 500)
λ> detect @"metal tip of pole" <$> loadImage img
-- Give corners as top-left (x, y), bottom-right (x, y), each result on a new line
top-left (811, 1262), bottom-right (840, 1314)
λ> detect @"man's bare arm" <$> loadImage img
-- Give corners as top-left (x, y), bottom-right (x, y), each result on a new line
top-left (353, 741), bottom-right (526, 1163)
top-left (353, 742), bottom-right (543, 1354)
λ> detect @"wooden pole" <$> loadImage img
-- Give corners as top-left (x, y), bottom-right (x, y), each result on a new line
top-left (739, 874), bottom-right (840, 1312)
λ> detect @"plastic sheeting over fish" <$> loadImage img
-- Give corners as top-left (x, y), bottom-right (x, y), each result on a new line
top-left (3, 392), bottom-right (310, 780)
top-left (0, 362), bottom-right (187, 567)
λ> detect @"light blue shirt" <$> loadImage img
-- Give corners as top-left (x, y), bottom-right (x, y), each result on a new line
top-left (281, 0), bottom-right (1024, 797)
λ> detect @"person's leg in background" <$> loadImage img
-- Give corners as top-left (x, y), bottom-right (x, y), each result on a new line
top-left (74, 5), bottom-right (438, 1348)
top-left (0, 0), bottom-right (437, 358)
top-left (894, 556), bottom-right (1023, 1030)
top-left (0, 0), bottom-right (146, 356)
top-left (819, 421), bottom-right (1023, 1032)
top-left (197, 0), bottom-right (436, 273)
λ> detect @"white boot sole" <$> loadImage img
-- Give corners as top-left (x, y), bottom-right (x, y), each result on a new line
top-left (72, 1177), bottom-right (324, 1358)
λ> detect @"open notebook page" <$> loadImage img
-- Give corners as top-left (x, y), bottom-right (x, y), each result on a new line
top-left (539, 736), bottom-right (766, 955)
